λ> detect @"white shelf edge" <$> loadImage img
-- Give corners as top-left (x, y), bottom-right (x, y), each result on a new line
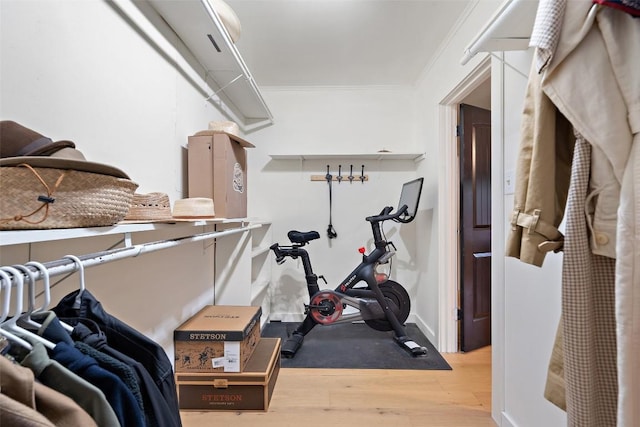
top-left (251, 246), bottom-right (271, 258)
top-left (269, 153), bottom-right (426, 161)
top-left (0, 218), bottom-right (252, 247)
top-left (246, 218), bottom-right (272, 226)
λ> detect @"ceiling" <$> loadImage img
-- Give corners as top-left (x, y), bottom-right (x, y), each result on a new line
top-left (224, 0), bottom-right (473, 87)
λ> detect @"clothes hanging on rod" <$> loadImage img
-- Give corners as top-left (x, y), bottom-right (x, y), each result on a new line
top-left (70, 320), bottom-right (176, 427)
top-left (19, 339), bottom-right (121, 426)
top-left (506, 1), bottom-right (640, 426)
top-left (0, 274), bottom-right (183, 426)
top-left (2, 303), bottom-right (182, 426)
top-left (0, 220), bottom-right (259, 425)
top-left (0, 353), bottom-right (98, 427)
top-left (53, 289), bottom-right (183, 427)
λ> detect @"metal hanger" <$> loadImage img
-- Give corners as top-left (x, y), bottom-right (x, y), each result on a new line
top-left (0, 266), bottom-right (55, 350)
top-left (0, 268), bottom-right (33, 350)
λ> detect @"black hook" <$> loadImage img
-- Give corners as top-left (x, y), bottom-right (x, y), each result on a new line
top-left (325, 165), bottom-right (332, 182)
top-left (337, 165), bottom-right (342, 183)
top-left (348, 165), bottom-right (354, 183)
top-left (360, 165), bottom-right (365, 183)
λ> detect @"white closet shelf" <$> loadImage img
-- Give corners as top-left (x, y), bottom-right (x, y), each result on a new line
top-left (269, 153), bottom-right (426, 161)
top-left (145, 0), bottom-right (273, 124)
top-left (0, 218), bottom-right (249, 247)
top-left (251, 245), bottom-right (271, 258)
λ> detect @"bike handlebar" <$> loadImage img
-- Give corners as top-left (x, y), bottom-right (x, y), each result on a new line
top-left (270, 243), bottom-right (286, 264)
top-left (365, 205), bottom-right (408, 223)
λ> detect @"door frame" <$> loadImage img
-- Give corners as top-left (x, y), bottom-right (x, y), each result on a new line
top-left (437, 56), bottom-right (491, 353)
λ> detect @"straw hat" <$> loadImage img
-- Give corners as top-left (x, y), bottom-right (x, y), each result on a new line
top-left (195, 121), bottom-right (254, 148)
top-left (213, 0), bottom-right (242, 43)
top-left (0, 121), bottom-right (137, 229)
top-left (172, 198), bottom-right (216, 220)
top-left (122, 192), bottom-right (174, 223)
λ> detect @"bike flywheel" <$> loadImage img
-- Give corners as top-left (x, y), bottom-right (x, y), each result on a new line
top-left (364, 280), bottom-right (411, 331)
top-left (309, 291), bottom-right (343, 325)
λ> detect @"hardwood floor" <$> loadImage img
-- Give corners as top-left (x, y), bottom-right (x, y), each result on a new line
top-left (181, 346), bottom-right (494, 427)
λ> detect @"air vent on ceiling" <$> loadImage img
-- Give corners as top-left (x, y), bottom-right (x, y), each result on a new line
top-left (207, 34), bottom-right (221, 52)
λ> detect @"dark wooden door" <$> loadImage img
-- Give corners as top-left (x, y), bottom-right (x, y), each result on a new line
top-left (459, 103), bottom-right (492, 352)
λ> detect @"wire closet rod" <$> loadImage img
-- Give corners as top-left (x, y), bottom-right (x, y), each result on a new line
top-left (0, 224), bottom-right (262, 287)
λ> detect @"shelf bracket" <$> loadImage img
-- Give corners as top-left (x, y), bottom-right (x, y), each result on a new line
top-left (204, 73), bottom-right (244, 102)
top-left (124, 232), bottom-right (133, 248)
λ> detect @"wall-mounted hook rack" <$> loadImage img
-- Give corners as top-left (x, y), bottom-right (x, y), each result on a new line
top-left (311, 175), bottom-right (368, 182)
top-left (311, 163), bottom-right (368, 182)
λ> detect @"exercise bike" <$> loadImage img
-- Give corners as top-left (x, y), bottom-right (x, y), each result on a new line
top-left (269, 178), bottom-right (428, 358)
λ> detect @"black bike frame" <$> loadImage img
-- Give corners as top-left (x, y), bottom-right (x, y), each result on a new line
top-left (275, 206), bottom-right (409, 340)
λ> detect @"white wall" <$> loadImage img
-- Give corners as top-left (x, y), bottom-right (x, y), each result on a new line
top-left (411, 0), bottom-right (505, 350)
top-left (493, 50), bottom-right (567, 427)
top-left (246, 87), bottom-right (423, 322)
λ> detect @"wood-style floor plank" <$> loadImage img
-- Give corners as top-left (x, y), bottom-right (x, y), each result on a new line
top-left (181, 346), bottom-right (494, 427)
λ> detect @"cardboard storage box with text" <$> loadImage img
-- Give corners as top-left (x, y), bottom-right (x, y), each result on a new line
top-left (176, 337), bottom-right (281, 411)
top-left (187, 132), bottom-right (251, 219)
top-left (174, 305), bottom-right (261, 373)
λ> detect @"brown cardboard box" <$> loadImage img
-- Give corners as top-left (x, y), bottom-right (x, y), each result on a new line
top-left (176, 338), bottom-right (281, 411)
top-left (187, 133), bottom-right (251, 219)
top-left (174, 305), bottom-right (261, 373)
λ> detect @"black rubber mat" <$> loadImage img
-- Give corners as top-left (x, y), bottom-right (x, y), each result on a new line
top-left (262, 321), bottom-right (452, 370)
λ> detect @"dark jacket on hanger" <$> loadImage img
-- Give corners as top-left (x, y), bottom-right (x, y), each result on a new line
top-left (31, 311), bottom-right (142, 426)
top-left (72, 320), bottom-right (180, 427)
top-left (75, 341), bottom-right (145, 413)
top-left (53, 289), bottom-right (182, 427)
top-left (51, 342), bottom-right (145, 427)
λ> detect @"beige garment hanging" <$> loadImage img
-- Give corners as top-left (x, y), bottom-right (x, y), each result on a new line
top-left (558, 136), bottom-right (618, 426)
top-left (595, 8), bottom-right (640, 427)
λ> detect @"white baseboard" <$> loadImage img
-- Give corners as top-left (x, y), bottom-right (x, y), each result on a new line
top-left (501, 411), bottom-right (517, 427)
top-left (412, 313), bottom-right (437, 349)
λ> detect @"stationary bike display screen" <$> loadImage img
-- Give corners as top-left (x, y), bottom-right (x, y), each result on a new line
top-left (396, 177), bottom-right (424, 223)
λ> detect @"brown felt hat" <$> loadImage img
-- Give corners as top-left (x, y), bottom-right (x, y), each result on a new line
top-left (0, 120), bottom-right (130, 179)
top-left (0, 120), bottom-right (76, 158)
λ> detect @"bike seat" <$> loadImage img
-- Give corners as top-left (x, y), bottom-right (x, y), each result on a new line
top-left (288, 230), bottom-right (320, 244)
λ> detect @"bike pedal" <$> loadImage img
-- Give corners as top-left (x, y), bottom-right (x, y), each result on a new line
top-left (395, 337), bottom-right (428, 357)
top-left (410, 346), bottom-right (428, 357)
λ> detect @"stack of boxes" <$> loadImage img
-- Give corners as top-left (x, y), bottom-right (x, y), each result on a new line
top-left (178, 127), bottom-right (280, 411)
top-left (174, 305), bottom-right (281, 411)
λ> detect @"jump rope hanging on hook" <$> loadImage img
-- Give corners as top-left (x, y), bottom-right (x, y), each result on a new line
top-left (315, 164), bottom-right (368, 239)
top-left (325, 165), bottom-right (338, 239)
